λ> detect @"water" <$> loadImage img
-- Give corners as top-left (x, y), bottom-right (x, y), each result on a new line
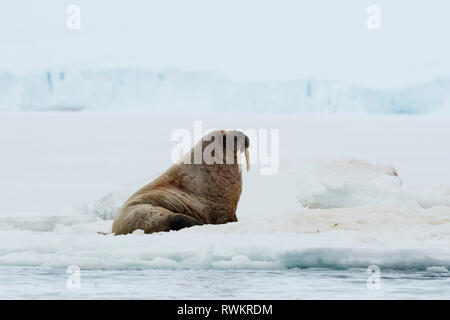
top-left (1, 267), bottom-right (449, 299)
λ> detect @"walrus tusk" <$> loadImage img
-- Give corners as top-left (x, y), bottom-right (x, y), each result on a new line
top-left (244, 148), bottom-right (250, 171)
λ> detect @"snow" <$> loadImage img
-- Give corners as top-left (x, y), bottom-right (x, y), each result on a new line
top-left (0, 113), bottom-right (450, 270)
top-left (1, 70), bottom-right (450, 114)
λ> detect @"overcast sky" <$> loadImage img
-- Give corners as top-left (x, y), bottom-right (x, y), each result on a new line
top-left (0, 0), bottom-right (449, 88)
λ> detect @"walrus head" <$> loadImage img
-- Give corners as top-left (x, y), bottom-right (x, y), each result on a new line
top-left (221, 130), bottom-right (250, 171)
top-left (191, 129), bottom-right (250, 171)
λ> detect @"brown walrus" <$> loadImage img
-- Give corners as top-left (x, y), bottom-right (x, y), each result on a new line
top-left (112, 130), bottom-right (250, 235)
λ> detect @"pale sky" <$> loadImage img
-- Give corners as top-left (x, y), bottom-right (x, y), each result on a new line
top-left (0, 0), bottom-right (449, 88)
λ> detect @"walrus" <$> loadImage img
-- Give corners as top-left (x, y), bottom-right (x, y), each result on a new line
top-left (112, 130), bottom-right (250, 235)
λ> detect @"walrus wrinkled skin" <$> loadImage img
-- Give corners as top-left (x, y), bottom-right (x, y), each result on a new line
top-left (112, 130), bottom-right (250, 235)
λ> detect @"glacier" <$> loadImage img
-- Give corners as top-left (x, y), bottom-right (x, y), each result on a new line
top-left (0, 69), bottom-right (449, 114)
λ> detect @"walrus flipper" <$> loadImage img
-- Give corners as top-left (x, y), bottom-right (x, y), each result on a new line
top-left (168, 214), bottom-right (201, 231)
top-left (112, 204), bottom-right (201, 235)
